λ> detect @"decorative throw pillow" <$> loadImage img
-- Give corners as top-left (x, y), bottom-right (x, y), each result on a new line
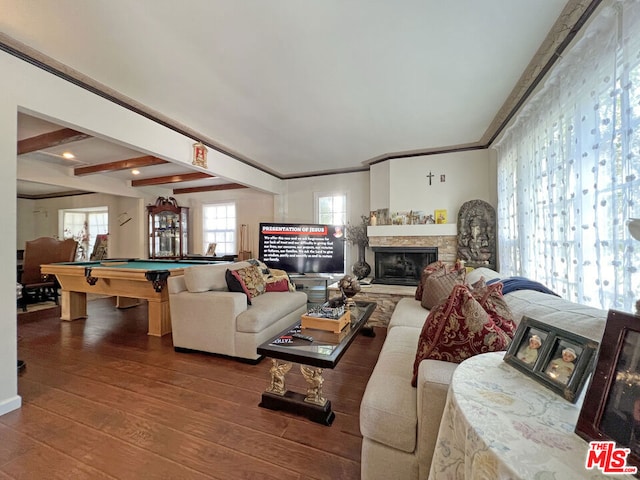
top-left (233, 265), bottom-right (266, 298)
top-left (265, 278), bottom-right (290, 292)
top-left (421, 267), bottom-right (466, 310)
top-left (468, 276), bottom-right (486, 290)
top-left (415, 261), bottom-right (447, 300)
top-left (471, 281), bottom-right (517, 338)
top-left (247, 258), bottom-right (271, 276)
top-left (411, 284), bottom-right (511, 386)
top-left (267, 268), bottom-right (296, 292)
top-left (225, 269), bottom-right (252, 305)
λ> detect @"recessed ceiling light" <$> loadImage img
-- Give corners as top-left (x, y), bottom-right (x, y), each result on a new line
top-left (131, 169), bottom-right (141, 175)
top-left (62, 152), bottom-right (75, 159)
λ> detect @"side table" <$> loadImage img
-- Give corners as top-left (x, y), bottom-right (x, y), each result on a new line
top-left (428, 352), bottom-right (635, 479)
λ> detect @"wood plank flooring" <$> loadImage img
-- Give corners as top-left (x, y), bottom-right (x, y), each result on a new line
top-left (5, 297), bottom-right (386, 479)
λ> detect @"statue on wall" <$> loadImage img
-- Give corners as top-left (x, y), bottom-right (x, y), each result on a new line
top-left (457, 199), bottom-right (496, 270)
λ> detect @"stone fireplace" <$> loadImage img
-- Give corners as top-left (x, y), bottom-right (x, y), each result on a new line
top-left (372, 247), bottom-right (437, 286)
top-left (330, 225), bottom-right (458, 327)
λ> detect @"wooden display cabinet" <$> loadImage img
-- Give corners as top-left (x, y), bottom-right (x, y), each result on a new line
top-left (147, 197), bottom-right (189, 259)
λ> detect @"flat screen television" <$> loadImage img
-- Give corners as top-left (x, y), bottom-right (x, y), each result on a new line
top-left (258, 222), bottom-right (345, 274)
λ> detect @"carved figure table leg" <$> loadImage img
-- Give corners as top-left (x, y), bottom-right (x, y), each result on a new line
top-left (266, 359), bottom-right (292, 396)
top-left (301, 365), bottom-right (327, 406)
top-left (259, 360), bottom-right (335, 425)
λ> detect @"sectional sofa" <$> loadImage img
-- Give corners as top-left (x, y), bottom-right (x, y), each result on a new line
top-left (359, 267), bottom-right (608, 480)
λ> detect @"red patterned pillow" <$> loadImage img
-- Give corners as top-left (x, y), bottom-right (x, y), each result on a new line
top-left (265, 278), bottom-right (290, 292)
top-left (471, 282), bottom-right (517, 338)
top-left (415, 261), bottom-right (447, 300)
top-left (411, 284), bottom-right (511, 386)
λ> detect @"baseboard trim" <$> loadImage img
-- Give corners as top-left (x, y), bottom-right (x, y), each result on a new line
top-left (0, 395), bottom-right (22, 417)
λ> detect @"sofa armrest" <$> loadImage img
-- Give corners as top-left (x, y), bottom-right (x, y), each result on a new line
top-left (416, 359), bottom-right (458, 475)
top-left (169, 290), bottom-right (248, 355)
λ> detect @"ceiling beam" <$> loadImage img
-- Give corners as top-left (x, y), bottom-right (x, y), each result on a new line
top-left (173, 183), bottom-right (248, 195)
top-left (74, 155), bottom-right (169, 176)
top-left (131, 172), bottom-right (215, 187)
top-left (18, 128), bottom-right (92, 155)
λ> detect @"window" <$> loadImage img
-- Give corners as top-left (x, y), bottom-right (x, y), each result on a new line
top-left (316, 193), bottom-right (347, 225)
top-left (62, 207), bottom-right (109, 260)
top-left (495, 1), bottom-right (640, 311)
top-left (203, 203), bottom-right (236, 256)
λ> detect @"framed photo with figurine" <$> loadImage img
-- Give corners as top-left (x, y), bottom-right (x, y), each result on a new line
top-left (576, 310), bottom-right (640, 471)
top-left (434, 209), bottom-right (447, 224)
top-left (504, 316), bottom-right (598, 403)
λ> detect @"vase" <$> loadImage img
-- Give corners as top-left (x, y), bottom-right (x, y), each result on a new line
top-left (351, 244), bottom-right (371, 280)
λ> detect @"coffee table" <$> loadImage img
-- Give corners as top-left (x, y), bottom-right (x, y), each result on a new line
top-left (257, 301), bottom-right (376, 425)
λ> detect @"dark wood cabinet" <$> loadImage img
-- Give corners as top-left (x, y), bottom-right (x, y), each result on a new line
top-left (147, 197), bottom-right (189, 259)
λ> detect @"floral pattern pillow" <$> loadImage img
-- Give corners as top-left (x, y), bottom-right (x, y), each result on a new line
top-left (233, 265), bottom-right (266, 298)
top-left (412, 284), bottom-right (511, 386)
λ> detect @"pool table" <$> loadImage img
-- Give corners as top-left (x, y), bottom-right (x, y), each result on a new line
top-left (40, 259), bottom-right (229, 336)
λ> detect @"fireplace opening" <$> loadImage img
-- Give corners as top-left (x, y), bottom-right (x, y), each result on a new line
top-left (372, 247), bottom-right (438, 286)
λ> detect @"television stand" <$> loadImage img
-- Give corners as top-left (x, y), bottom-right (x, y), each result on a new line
top-left (290, 275), bottom-right (328, 305)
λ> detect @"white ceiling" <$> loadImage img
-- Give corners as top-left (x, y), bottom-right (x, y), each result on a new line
top-left (2, 0), bottom-right (575, 188)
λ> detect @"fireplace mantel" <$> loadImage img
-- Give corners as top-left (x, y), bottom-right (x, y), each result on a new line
top-left (367, 224), bottom-right (457, 237)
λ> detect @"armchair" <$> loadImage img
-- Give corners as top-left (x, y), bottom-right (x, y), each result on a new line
top-left (18, 237), bottom-right (78, 311)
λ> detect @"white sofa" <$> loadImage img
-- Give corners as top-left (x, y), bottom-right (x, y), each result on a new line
top-left (167, 261), bottom-right (308, 362)
top-left (359, 267), bottom-right (609, 480)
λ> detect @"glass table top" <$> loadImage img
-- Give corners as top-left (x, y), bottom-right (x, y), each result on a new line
top-left (257, 301), bottom-right (376, 369)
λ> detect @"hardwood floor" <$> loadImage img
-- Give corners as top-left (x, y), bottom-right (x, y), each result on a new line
top-left (5, 297), bottom-right (386, 479)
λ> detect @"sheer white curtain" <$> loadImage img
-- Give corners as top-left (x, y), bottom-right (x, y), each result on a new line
top-left (495, 0), bottom-right (640, 311)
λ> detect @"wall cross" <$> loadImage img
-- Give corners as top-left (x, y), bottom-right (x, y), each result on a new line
top-left (426, 171), bottom-right (434, 186)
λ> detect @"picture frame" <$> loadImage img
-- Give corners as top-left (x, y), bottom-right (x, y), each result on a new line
top-left (576, 310), bottom-right (640, 470)
top-left (205, 242), bottom-right (217, 256)
top-left (504, 316), bottom-right (598, 403)
top-left (434, 209), bottom-right (447, 224)
top-left (90, 233), bottom-right (109, 260)
top-left (376, 208), bottom-right (390, 226)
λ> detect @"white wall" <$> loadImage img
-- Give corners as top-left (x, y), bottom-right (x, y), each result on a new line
top-left (173, 188), bottom-right (275, 257)
top-left (0, 92), bottom-right (20, 416)
top-left (387, 150), bottom-right (493, 220)
top-left (285, 171), bottom-right (371, 268)
top-left (369, 161), bottom-right (390, 211)
top-left (17, 198), bottom-right (36, 248)
top-left (17, 194), bottom-right (146, 258)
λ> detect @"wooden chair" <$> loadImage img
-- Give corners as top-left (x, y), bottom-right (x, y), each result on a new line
top-left (18, 237), bottom-right (78, 311)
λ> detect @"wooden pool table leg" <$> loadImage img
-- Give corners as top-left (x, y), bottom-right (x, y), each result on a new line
top-left (147, 299), bottom-right (172, 336)
top-left (60, 290), bottom-right (87, 321)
